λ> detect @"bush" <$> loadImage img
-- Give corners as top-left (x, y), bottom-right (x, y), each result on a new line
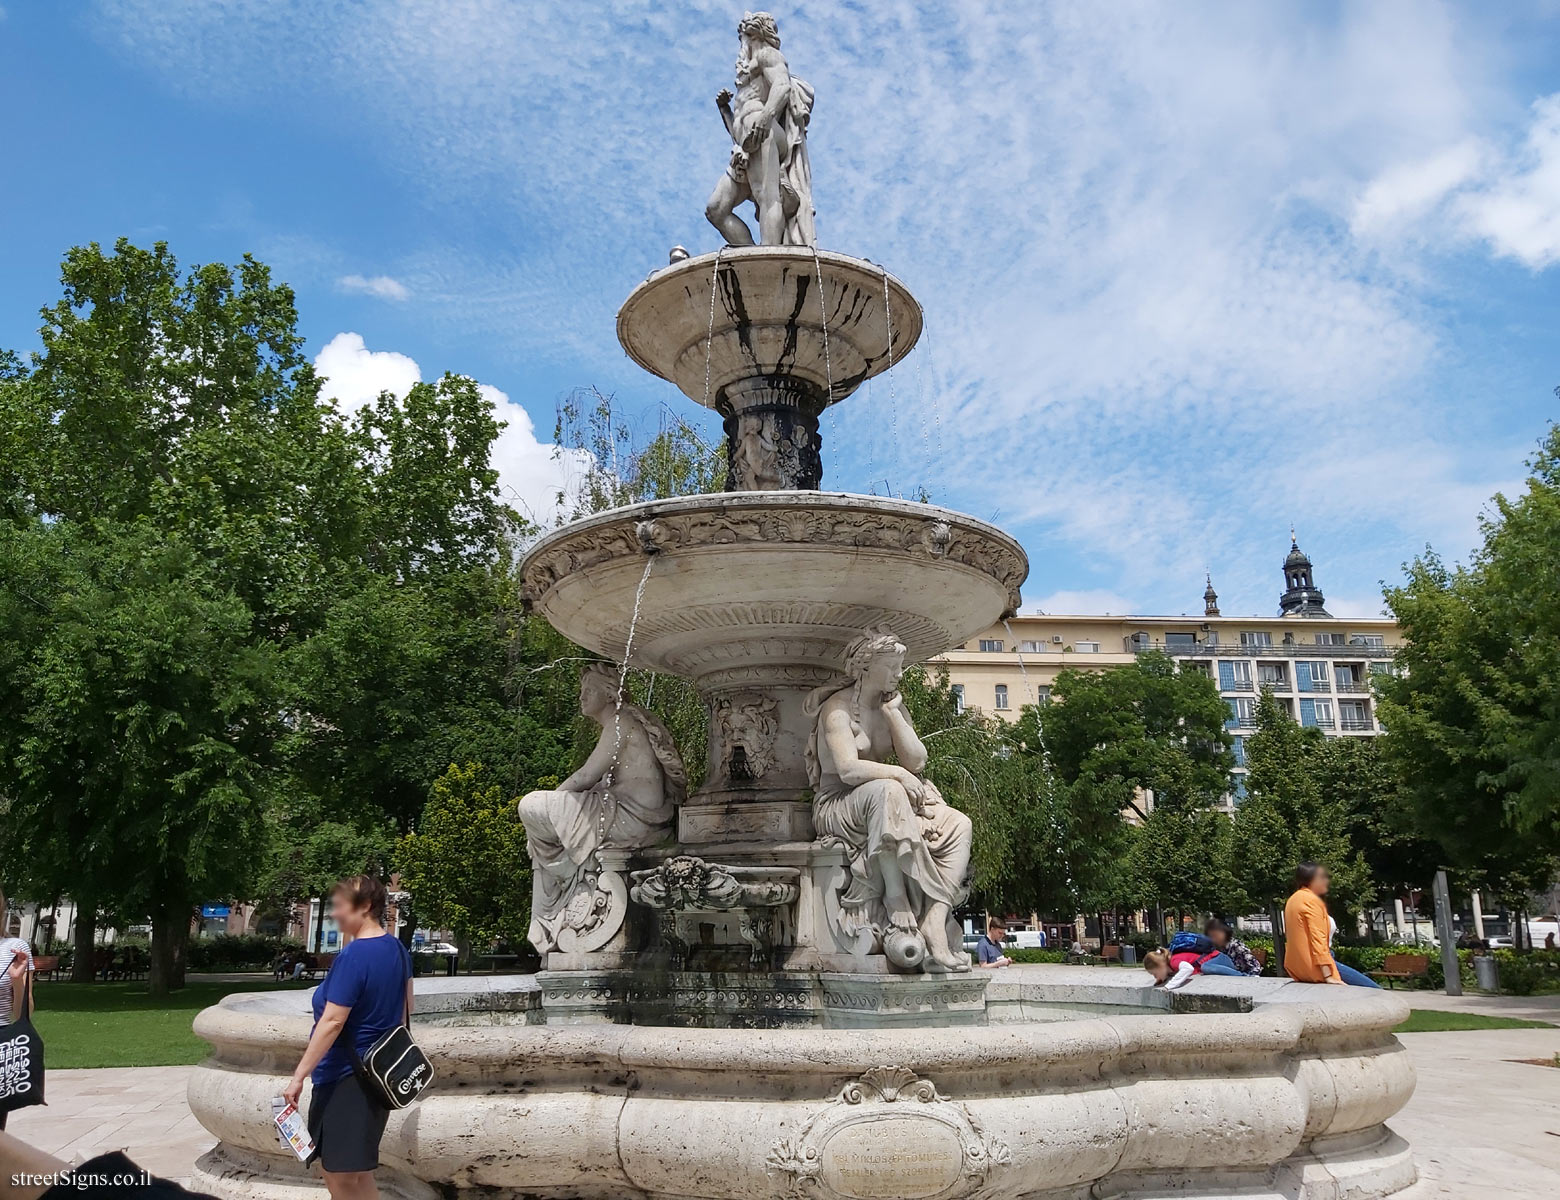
top-left (1007, 948), bottom-right (1067, 964)
top-left (186, 934), bottom-right (302, 971)
top-left (1490, 949), bottom-right (1560, 996)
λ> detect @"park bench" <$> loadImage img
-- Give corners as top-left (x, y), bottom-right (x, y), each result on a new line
top-left (31, 955), bottom-right (60, 980)
top-left (1100, 944), bottom-right (1122, 964)
top-left (1369, 953), bottom-right (1429, 988)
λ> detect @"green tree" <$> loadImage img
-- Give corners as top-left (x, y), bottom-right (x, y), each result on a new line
top-left (397, 763), bottom-right (531, 954)
top-left (1378, 426), bottom-right (1560, 900)
top-left (1040, 653), bottom-right (1235, 926)
top-left (1231, 690), bottom-right (1369, 920)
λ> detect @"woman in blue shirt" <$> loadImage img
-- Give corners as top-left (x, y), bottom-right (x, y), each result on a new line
top-left (283, 876), bottom-right (412, 1198)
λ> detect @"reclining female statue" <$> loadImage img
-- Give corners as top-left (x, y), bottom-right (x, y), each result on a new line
top-left (518, 664), bottom-right (685, 953)
top-left (805, 628), bottom-right (972, 972)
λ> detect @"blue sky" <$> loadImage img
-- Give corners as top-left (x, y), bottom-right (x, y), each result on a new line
top-left (2, 1), bottom-right (1557, 619)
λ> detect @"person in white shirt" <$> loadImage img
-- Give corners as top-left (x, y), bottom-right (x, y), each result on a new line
top-left (0, 891), bottom-right (36, 1132)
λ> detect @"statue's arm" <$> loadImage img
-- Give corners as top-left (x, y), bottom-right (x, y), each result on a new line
top-left (822, 705), bottom-right (918, 791)
top-left (716, 87), bottom-right (736, 140)
top-left (559, 728), bottom-right (617, 792)
top-left (757, 53), bottom-right (791, 128)
top-left (884, 697), bottom-right (928, 774)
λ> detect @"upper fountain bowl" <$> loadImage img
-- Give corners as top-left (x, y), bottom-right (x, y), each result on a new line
top-left (520, 491), bottom-right (1024, 692)
top-left (617, 247), bottom-right (922, 412)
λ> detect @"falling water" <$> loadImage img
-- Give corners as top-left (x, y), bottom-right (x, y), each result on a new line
top-left (809, 245), bottom-right (836, 485)
top-left (702, 246), bottom-right (726, 412)
top-left (881, 267), bottom-right (899, 496)
top-left (1002, 617), bottom-right (1036, 707)
top-left (597, 554), bottom-right (657, 844)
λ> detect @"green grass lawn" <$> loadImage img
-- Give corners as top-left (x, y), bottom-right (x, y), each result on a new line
top-left (1394, 1009), bottom-right (1556, 1033)
top-left (32, 979), bottom-right (311, 1069)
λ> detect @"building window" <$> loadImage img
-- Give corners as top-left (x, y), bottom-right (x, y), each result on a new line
top-left (1232, 735), bottom-right (1246, 766)
top-left (1297, 661), bottom-right (1330, 691)
top-left (1350, 634), bottom-right (1386, 648)
top-left (1036, 686), bottom-right (1052, 705)
top-left (1218, 660), bottom-right (1253, 690)
top-left (1227, 697), bottom-right (1255, 726)
top-left (1074, 641), bottom-right (1099, 653)
top-left (1181, 660), bottom-right (1211, 678)
top-left (1240, 631), bottom-right (1272, 647)
top-left (1340, 701), bottom-right (1371, 730)
top-left (952, 684), bottom-right (965, 714)
top-left (1257, 663), bottom-right (1287, 686)
top-left (978, 639), bottom-right (1004, 652)
top-left (994, 684), bottom-right (1009, 710)
top-left (1018, 640), bottom-right (1044, 654)
top-left (1315, 632), bottom-right (1346, 646)
top-left (1164, 632), bottom-right (1197, 648)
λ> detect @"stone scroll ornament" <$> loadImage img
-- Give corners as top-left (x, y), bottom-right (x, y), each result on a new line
top-left (804, 627), bottom-right (974, 974)
top-left (517, 665), bottom-right (685, 954)
top-left (706, 11), bottom-right (816, 248)
top-left (766, 1067), bottom-right (1010, 1200)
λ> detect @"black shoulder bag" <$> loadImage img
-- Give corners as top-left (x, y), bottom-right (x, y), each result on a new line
top-left (0, 971), bottom-right (45, 1117)
top-left (349, 944), bottom-right (432, 1110)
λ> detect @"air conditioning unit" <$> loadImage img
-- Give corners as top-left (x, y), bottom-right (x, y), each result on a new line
top-left (1051, 635), bottom-right (1063, 645)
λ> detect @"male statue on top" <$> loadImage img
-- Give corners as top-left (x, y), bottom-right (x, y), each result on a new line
top-left (705, 11), bottom-right (817, 248)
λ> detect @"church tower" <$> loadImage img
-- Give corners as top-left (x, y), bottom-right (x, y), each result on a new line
top-left (1203, 573), bottom-right (1220, 617)
top-left (1278, 530), bottom-right (1330, 617)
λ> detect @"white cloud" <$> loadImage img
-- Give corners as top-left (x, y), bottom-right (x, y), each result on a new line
top-left (314, 332), bottom-right (419, 412)
top-left (1458, 94), bottom-right (1560, 268)
top-left (1025, 590), bottom-right (1139, 617)
top-left (312, 333), bottom-right (589, 524)
top-left (337, 273), bottom-right (411, 301)
top-left (90, 1), bottom-right (1542, 610)
top-left (1351, 140), bottom-right (1485, 235)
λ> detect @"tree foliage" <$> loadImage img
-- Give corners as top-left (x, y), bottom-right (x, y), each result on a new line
top-left (1377, 425), bottom-right (1560, 900)
top-left (397, 763), bottom-right (531, 952)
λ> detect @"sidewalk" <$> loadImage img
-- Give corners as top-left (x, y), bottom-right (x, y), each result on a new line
top-left (1390, 985), bottom-right (1560, 1026)
top-left (1393, 1027), bottom-right (1560, 1197)
top-left (5, 1067), bottom-right (212, 1182)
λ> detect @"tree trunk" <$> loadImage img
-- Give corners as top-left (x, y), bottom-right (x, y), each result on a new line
top-left (71, 898), bottom-right (97, 983)
top-left (148, 905), bottom-right (188, 997)
top-left (1270, 901), bottom-right (1286, 976)
top-left (314, 894), bottom-right (327, 953)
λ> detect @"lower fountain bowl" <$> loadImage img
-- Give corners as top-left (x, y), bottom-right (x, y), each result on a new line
top-left (519, 491), bottom-right (1028, 687)
top-left (187, 969), bottom-right (1419, 1200)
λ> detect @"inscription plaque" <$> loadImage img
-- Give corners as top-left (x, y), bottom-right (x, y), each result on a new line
top-left (818, 1115), bottom-right (963, 1198)
top-left (767, 1066), bottom-right (1010, 1200)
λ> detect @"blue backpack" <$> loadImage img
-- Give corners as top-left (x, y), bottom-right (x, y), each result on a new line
top-left (1169, 932), bottom-right (1216, 957)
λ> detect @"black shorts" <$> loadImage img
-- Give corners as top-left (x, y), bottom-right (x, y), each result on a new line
top-left (308, 1072), bottom-right (388, 1173)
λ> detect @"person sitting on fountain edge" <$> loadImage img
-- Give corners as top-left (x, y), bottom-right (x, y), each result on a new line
top-left (976, 917), bottom-right (1012, 969)
top-left (1144, 932), bottom-right (1246, 990)
top-left (805, 626), bottom-right (973, 973)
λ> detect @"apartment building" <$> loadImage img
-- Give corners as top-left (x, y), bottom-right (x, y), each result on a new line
top-left (933, 536), bottom-right (1401, 808)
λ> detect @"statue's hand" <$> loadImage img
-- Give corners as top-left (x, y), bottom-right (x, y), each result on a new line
top-left (897, 769), bottom-right (926, 808)
top-left (716, 88), bottom-right (734, 107)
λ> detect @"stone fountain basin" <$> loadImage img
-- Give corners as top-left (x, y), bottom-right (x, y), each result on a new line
top-left (618, 246), bottom-right (922, 408)
top-left (520, 492), bottom-right (1027, 685)
top-left (186, 968), bottom-right (1417, 1200)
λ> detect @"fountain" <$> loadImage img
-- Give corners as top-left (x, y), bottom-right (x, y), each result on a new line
top-left (188, 13), bottom-right (1417, 1199)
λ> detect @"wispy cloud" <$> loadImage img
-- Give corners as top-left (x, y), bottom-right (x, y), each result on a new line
top-left (88, 1), bottom-right (1554, 615)
top-left (337, 273), bottom-right (411, 301)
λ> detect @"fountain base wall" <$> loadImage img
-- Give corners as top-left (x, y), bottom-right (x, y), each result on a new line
top-left (187, 967), bottom-right (1417, 1200)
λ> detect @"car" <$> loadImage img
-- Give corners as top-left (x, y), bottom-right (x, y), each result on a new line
top-left (1484, 936), bottom-right (1514, 949)
top-left (416, 941), bottom-right (459, 956)
top-left (1010, 930), bottom-right (1049, 949)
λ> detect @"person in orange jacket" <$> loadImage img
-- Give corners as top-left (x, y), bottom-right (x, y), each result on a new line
top-left (1283, 862), bottom-right (1380, 987)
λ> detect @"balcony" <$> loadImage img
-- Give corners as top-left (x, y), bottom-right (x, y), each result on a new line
top-left (1311, 717), bottom-right (1335, 730)
top-left (1335, 679), bottom-right (1370, 693)
top-left (1256, 675), bottom-right (1289, 689)
top-left (1130, 639), bottom-right (1396, 659)
top-left (1340, 717), bottom-right (1374, 731)
top-left (1299, 681), bottom-right (1332, 693)
top-left (1222, 680), bottom-right (1254, 693)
